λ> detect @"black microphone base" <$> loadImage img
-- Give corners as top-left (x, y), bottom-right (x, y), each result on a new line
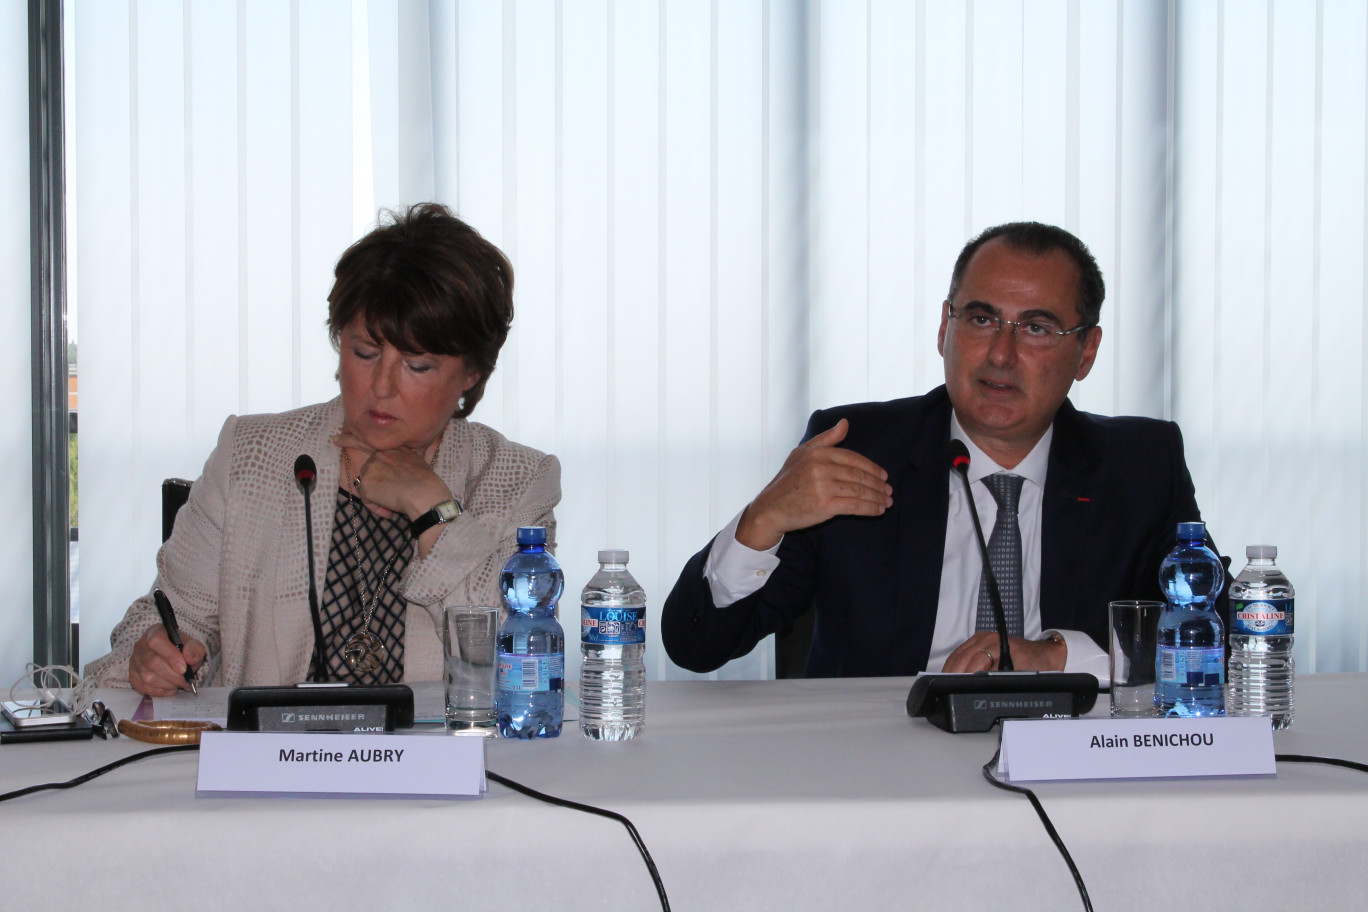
top-left (906, 672), bottom-right (1099, 733)
top-left (226, 684), bottom-right (415, 732)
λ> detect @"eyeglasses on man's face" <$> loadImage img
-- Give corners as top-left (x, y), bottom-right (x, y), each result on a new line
top-left (946, 301), bottom-right (1093, 350)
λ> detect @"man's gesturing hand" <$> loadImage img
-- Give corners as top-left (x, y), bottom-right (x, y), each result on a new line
top-left (734, 419), bottom-right (893, 551)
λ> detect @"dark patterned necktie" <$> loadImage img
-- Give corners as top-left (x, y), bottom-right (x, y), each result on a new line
top-left (975, 473), bottom-right (1025, 637)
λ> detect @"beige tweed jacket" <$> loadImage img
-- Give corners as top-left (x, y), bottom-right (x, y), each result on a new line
top-left (84, 398), bottom-right (561, 688)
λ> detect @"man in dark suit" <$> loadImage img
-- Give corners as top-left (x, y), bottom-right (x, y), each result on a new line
top-left (662, 222), bottom-right (1211, 678)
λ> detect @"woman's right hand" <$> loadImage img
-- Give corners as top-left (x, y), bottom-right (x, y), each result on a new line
top-left (128, 624), bottom-right (207, 696)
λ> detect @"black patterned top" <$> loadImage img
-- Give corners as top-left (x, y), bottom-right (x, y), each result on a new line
top-left (310, 488), bottom-right (414, 684)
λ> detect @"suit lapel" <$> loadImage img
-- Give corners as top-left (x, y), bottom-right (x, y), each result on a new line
top-left (1040, 399), bottom-right (1101, 630)
top-left (891, 388), bottom-right (953, 674)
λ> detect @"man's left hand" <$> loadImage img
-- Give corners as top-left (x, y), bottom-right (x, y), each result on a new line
top-left (942, 630), bottom-right (1067, 673)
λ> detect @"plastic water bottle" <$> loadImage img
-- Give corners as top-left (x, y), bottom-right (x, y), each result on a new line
top-left (1156, 521), bottom-right (1226, 717)
top-left (579, 550), bottom-right (646, 741)
top-left (496, 526), bottom-right (565, 739)
top-left (1227, 545), bottom-right (1294, 729)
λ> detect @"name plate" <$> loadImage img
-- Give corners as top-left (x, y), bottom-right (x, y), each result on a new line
top-left (997, 716), bottom-right (1275, 782)
top-left (196, 731), bottom-right (486, 799)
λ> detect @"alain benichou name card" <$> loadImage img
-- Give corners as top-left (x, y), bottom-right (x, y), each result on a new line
top-left (997, 716), bottom-right (1275, 782)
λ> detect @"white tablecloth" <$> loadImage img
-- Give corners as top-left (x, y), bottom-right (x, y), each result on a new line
top-left (1, 674), bottom-right (1364, 911)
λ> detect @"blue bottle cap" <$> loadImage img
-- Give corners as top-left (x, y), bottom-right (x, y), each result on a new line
top-left (516, 526), bottom-right (547, 546)
top-left (1176, 521), bottom-right (1206, 540)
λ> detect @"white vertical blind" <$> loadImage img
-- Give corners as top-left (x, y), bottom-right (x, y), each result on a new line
top-left (430, 0), bottom-right (808, 681)
top-left (811, 0), bottom-right (1170, 421)
top-left (72, 0), bottom-right (352, 668)
top-left (66, 0), bottom-right (807, 682)
top-left (73, 0), bottom-right (139, 675)
top-left (1173, 0), bottom-right (1368, 673)
top-left (57, 0), bottom-right (1368, 685)
top-left (1, 1), bottom-right (34, 686)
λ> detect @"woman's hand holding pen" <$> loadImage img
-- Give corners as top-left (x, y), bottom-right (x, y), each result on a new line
top-left (129, 625), bottom-right (206, 697)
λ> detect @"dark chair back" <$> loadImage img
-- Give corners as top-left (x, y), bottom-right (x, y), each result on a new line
top-left (161, 478), bottom-right (192, 542)
top-left (774, 606), bottom-right (815, 679)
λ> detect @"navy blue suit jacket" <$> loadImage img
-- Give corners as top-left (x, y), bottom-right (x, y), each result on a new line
top-left (662, 386), bottom-right (1218, 677)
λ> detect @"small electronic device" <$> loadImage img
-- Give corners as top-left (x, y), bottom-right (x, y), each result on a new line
top-left (226, 683), bottom-right (414, 732)
top-left (0, 699), bottom-right (95, 743)
top-left (2, 698), bottom-right (81, 728)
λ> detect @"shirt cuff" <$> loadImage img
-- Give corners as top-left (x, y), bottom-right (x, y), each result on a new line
top-left (702, 510), bottom-right (782, 608)
top-left (1050, 628), bottom-right (1110, 685)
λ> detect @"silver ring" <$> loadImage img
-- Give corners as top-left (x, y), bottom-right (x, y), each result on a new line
top-left (979, 648), bottom-right (994, 664)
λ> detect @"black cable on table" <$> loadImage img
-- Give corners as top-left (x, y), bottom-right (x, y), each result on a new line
top-left (4, 740), bottom-right (1363, 912)
top-left (978, 747), bottom-right (1368, 912)
top-left (486, 769), bottom-right (670, 912)
top-left (0, 743), bottom-right (199, 803)
top-left (1276, 753), bottom-right (1368, 774)
top-left (0, 745), bottom-right (670, 910)
top-left (981, 750), bottom-right (1093, 912)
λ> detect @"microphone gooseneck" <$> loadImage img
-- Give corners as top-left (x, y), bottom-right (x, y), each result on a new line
top-left (946, 440), bottom-right (1015, 672)
top-left (294, 455), bottom-right (327, 682)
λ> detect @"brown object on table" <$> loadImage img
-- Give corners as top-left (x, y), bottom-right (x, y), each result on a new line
top-left (116, 719), bottom-right (223, 745)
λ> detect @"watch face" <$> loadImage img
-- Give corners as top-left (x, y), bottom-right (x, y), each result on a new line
top-left (435, 500), bottom-right (461, 522)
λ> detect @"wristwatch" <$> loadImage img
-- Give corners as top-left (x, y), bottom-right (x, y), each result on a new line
top-left (410, 498), bottom-right (463, 539)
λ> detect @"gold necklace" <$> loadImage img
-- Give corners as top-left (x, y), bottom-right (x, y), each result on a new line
top-left (340, 497), bottom-right (402, 675)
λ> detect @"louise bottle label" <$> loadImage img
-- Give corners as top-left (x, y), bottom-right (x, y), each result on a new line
top-left (581, 606), bottom-right (646, 645)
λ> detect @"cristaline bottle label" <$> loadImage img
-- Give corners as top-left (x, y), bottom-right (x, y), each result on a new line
top-left (1231, 598), bottom-right (1293, 636)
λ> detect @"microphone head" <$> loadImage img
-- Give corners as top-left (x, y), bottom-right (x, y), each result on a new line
top-left (946, 439), bottom-right (971, 474)
top-left (294, 454), bottom-right (317, 491)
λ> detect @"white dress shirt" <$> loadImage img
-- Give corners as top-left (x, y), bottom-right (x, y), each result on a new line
top-left (703, 413), bottom-right (1110, 681)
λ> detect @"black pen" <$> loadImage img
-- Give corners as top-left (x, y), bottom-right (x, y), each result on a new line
top-left (153, 588), bottom-right (198, 695)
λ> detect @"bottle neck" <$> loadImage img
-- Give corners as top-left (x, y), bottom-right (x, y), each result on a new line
top-left (521, 544), bottom-right (547, 554)
top-left (600, 562), bottom-right (627, 571)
